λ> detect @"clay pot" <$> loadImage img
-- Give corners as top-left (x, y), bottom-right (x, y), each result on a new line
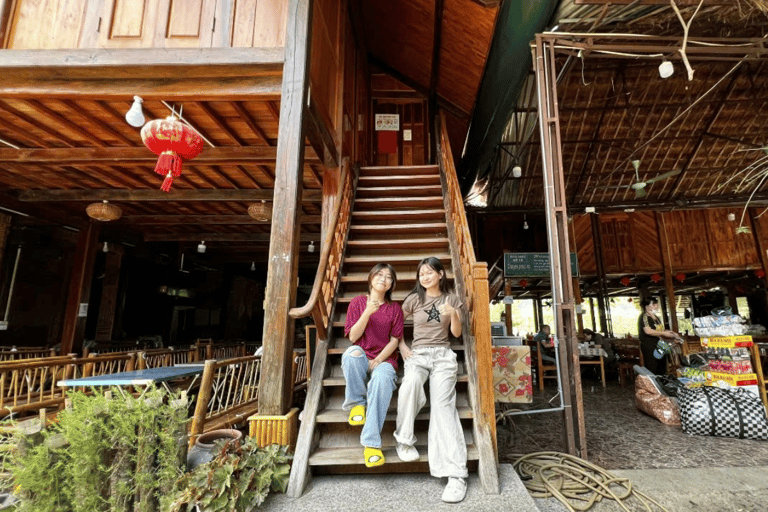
top-left (186, 429), bottom-right (243, 471)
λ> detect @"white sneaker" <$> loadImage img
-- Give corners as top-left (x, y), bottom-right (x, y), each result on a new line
top-left (396, 443), bottom-right (420, 462)
top-left (441, 477), bottom-right (467, 503)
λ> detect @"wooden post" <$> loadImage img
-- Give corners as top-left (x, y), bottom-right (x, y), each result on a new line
top-left (655, 212), bottom-right (678, 332)
top-left (95, 245), bottom-right (123, 341)
top-left (259, 0), bottom-right (314, 416)
top-left (590, 213), bottom-right (609, 334)
top-left (0, 213), bottom-right (10, 279)
top-left (573, 277), bottom-right (583, 336)
top-left (748, 208), bottom-right (768, 310)
top-left (60, 221), bottom-right (100, 355)
top-left (589, 297), bottom-right (596, 331)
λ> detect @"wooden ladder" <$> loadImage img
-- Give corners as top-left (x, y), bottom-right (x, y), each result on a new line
top-left (288, 162), bottom-right (498, 496)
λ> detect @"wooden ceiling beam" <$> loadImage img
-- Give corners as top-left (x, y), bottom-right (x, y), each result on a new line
top-left (17, 188), bottom-right (322, 202)
top-left (0, 76), bottom-right (282, 100)
top-left (0, 48), bottom-right (284, 79)
top-left (122, 214), bottom-right (321, 225)
top-left (232, 101), bottom-right (272, 145)
top-left (146, 232), bottom-right (320, 242)
top-left (0, 146), bottom-right (320, 164)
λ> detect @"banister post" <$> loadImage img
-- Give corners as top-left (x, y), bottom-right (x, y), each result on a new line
top-left (472, 262), bottom-right (497, 452)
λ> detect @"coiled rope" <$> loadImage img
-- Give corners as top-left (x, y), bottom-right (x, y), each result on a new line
top-left (512, 452), bottom-right (669, 512)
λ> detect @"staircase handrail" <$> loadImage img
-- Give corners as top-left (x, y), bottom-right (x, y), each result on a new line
top-left (288, 159), bottom-right (356, 341)
top-left (436, 110), bottom-right (499, 492)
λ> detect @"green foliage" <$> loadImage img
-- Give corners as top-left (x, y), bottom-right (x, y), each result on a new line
top-left (168, 439), bottom-right (292, 512)
top-left (3, 386), bottom-right (189, 512)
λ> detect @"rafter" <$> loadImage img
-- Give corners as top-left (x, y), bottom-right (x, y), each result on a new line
top-left (17, 189), bottom-right (322, 202)
top-left (122, 214), bottom-right (321, 225)
top-left (145, 232), bottom-right (319, 242)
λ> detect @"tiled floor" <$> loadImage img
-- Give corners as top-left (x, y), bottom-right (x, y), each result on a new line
top-left (497, 373), bottom-right (768, 470)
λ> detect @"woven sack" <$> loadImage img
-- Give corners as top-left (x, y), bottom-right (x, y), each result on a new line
top-left (635, 374), bottom-right (681, 426)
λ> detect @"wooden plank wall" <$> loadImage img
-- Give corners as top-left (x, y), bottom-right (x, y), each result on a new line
top-left (572, 207), bottom-right (762, 276)
top-left (309, 0), bottom-right (343, 149)
top-left (4, 0), bottom-right (289, 49)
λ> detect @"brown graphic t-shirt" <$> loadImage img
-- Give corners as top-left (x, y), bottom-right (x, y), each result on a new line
top-left (402, 293), bottom-right (463, 349)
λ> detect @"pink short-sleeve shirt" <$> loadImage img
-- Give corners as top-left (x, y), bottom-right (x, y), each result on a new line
top-left (344, 295), bottom-right (404, 370)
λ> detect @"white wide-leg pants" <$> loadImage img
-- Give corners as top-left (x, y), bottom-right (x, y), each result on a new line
top-left (394, 346), bottom-right (468, 479)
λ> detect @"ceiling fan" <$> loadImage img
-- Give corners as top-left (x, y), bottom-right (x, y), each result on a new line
top-left (602, 160), bottom-right (681, 198)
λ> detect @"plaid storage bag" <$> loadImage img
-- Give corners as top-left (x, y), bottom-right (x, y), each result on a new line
top-left (678, 386), bottom-right (768, 440)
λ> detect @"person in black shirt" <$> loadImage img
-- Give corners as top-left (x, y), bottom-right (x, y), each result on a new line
top-left (638, 298), bottom-right (680, 375)
top-left (533, 324), bottom-right (555, 362)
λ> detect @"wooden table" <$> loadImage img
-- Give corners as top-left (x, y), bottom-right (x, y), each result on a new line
top-left (578, 344), bottom-right (608, 388)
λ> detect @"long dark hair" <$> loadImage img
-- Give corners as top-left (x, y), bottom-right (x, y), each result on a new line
top-left (409, 257), bottom-right (450, 304)
top-left (367, 263), bottom-right (397, 303)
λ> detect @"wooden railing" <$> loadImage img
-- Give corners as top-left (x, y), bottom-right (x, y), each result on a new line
top-left (436, 111), bottom-right (499, 491)
top-left (0, 347), bottom-right (58, 361)
top-left (289, 159), bottom-right (356, 340)
top-left (188, 355), bottom-right (262, 446)
top-left (138, 347), bottom-right (196, 369)
top-left (0, 352), bottom-right (138, 419)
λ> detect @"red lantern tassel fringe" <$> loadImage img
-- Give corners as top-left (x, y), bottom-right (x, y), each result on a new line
top-left (155, 152), bottom-right (183, 178)
top-left (161, 170), bottom-right (175, 193)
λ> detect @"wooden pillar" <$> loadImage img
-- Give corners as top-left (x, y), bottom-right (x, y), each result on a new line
top-left (60, 221), bottom-right (100, 355)
top-left (589, 297), bottom-right (596, 331)
top-left (95, 244), bottom-right (123, 341)
top-left (0, 213), bottom-right (10, 275)
top-left (659, 293), bottom-right (670, 330)
top-left (259, 0), bottom-right (314, 416)
top-left (535, 297), bottom-right (543, 331)
top-left (590, 213), bottom-right (609, 334)
top-left (655, 212), bottom-right (678, 332)
top-left (748, 208), bottom-right (768, 309)
top-left (727, 285), bottom-right (739, 315)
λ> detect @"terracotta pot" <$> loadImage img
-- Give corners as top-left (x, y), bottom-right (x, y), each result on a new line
top-left (186, 429), bottom-right (243, 471)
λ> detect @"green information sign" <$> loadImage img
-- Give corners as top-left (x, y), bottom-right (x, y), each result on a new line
top-left (504, 252), bottom-right (579, 277)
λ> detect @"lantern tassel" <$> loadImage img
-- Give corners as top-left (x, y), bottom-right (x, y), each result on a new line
top-left (161, 171), bottom-right (175, 193)
top-left (155, 152), bottom-right (183, 177)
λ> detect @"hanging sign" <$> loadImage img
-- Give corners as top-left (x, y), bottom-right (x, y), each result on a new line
top-left (504, 252), bottom-right (579, 278)
top-left (375, 114), bottom-right (399, 131)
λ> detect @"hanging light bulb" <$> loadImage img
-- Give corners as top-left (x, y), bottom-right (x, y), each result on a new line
top-left (659, 60), bottom-right (674, 79)
top-left (523, 214), bottom-right (529, 230)
top-left (197, 241), bottom-right (206, 253)
top-left (125, 96), bottom-right (145, 127)
top-left (512, 165), bottom-right (522, 178)
top-left (308, 241), bottom-right (316, 253)
top-left (250, 261), bottom-right (256, 271)
top-left (102, 241), bottom-right (109, 253)
top-left (727, 213), bottom-right (736, 221)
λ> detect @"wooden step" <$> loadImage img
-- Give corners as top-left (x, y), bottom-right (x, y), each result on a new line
top-left (356, 185), bottom-right (442, 198)
top-left (346, 238), bottom-right (449, 251)
top-left (308, 444), bottom-right (479, 466)
top-left (315, 405), bottom-right (473, 423)
top-left (340, 269), bottom-right (453, 283)
top-left (321, 374), bottom-right (469, 386)
top-left (357, 174), bottom-right (441, 187)
top-left (358, 165), bottom-right (439, 177)
top-left (354, 197), bottom-right (444, 210)
top-left (342, 251), bottom-right (451, 265)
top-left (352, 209), bottom-right (445, 223)
top-left (348, 223), bottom-right (447, 236)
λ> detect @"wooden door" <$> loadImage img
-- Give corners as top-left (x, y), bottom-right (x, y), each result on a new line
top-left (98, 0), bottom-right (218, 48)
top-left (372, 99), bottom-right (427, 166)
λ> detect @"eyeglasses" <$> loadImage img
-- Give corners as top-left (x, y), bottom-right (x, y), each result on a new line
top-left (374, 272), bottom-right (394, 282)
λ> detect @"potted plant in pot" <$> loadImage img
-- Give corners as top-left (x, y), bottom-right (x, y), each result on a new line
top-left (166, 437), bottom-right (292, 512)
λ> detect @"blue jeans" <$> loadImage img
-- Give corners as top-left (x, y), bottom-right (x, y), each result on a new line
top-left (341, 345), bottom-right (397, 448)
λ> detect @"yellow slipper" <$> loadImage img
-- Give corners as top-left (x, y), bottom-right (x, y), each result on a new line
top-left (364, 447), bottom-right (385, 467)
top-left (349, 405), bottom-right (366, 426)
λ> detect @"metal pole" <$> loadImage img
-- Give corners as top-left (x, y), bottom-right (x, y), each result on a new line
top-left (3, 245), bottom-right (21, 322)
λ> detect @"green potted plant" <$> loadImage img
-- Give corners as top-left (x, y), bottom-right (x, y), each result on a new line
top-left (166, 438), bottom-right (291, 512)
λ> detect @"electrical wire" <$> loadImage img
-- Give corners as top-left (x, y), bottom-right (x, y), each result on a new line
top-left (513, 451), bottom-right (669, 512)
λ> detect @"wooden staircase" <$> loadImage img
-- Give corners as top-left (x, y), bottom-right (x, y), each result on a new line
top-left (287, 113), bottom-right (498, 497)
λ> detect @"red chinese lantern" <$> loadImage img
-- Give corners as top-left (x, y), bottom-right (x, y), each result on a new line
top-left (628, 297), bottom-right (633, 303)
top-left (650, 273), bottom-right (662, 283)
top-left (141, 116), bottom-right (204, 192)
top-left (755, 269), bottom-right (766, 279)
top-left (675, 272), bottom-right (686, 282)
top-left (519, 279), bottom-right (528, 288)
top-left (620, 276), bottom-right (631, 286)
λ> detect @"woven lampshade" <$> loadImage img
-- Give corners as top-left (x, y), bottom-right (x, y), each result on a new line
top-left (86, 201), bottom-right (122, 221)
top-left (248, 201), bottom-right (272, 221)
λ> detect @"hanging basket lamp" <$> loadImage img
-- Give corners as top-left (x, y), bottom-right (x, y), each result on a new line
top-left (620, 276), bottom-right (631, 287)
top-left (86, 200), bottom-right (122, 221)
top-left (141, 116), bottom-right (204, 192)
top-left (248, 200), bottom-right (272, 221)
